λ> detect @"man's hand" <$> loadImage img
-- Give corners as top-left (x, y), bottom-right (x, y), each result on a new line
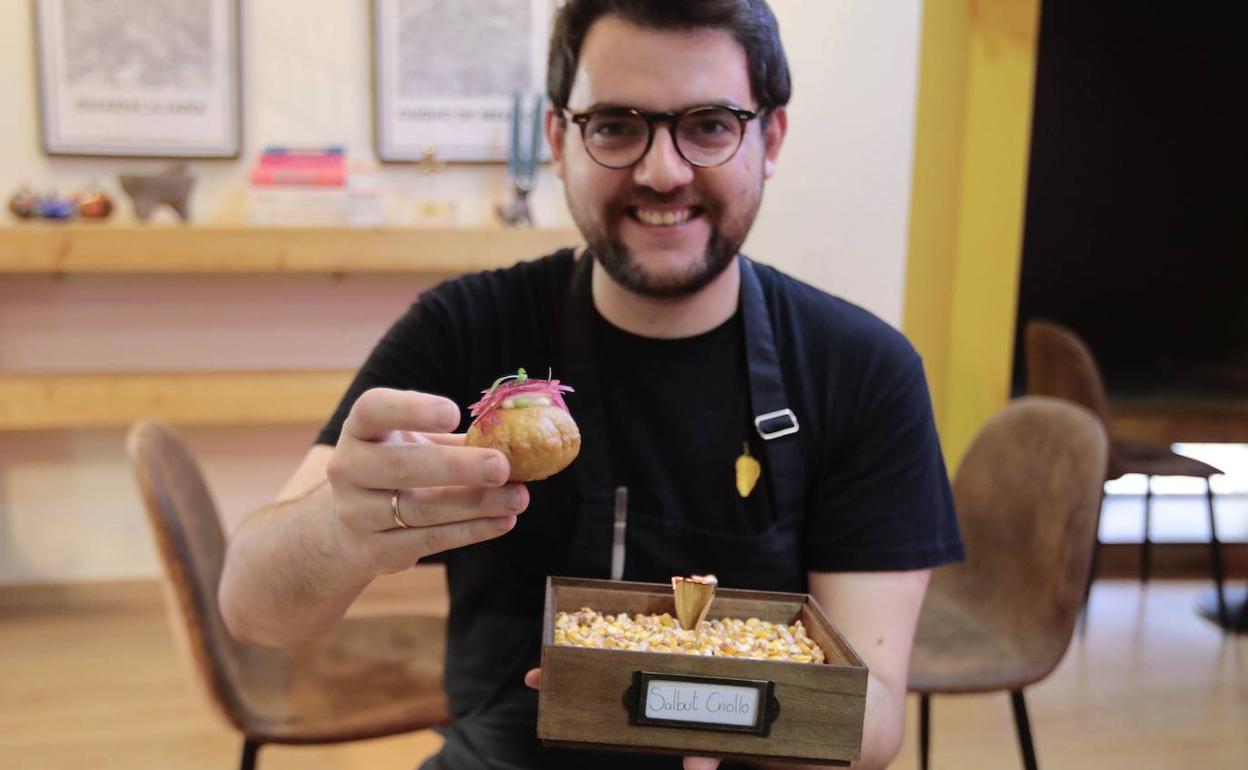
top-left (326, 388), bottom-right (530, 575)
top-left (523, 668), bottom-right (721, 770)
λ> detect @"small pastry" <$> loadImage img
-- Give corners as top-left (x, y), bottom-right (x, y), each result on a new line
top-left (465, 368), bottom-right (580, 482)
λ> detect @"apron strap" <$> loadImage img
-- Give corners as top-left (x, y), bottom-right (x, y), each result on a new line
top-left (562, 252), bottom-right (616, 576)
top-left (739, 257), bottom-right (807, 522)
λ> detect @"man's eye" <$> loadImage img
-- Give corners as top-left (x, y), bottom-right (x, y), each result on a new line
top-left (687, 119), bottom-right (731, 136)
top-left (592, 120), bottom-right (643, 138)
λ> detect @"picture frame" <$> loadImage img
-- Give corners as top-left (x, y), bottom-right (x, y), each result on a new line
top-left (34, 0), bottom-right (242, 158)
top-left (371, 0), bottom-right (556, 163)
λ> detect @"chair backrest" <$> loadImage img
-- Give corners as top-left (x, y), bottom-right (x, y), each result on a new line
top-left (937, 396), bottom-right (1107, 679)
top-left (126, 420), bottom-right (253, 732)
top-left (1024, 319), bottom-right (1122, 478)
top-left (1024, 319), bottom-right (1114, 427)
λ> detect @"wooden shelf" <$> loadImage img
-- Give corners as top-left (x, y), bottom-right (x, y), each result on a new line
top-left (1110, 396), bottom-right (1248, 444)
top-left (0, 225), bottom-right (581, 275)
top-left (0, 370), bottom-right (354, 430)
top-left (0, 225), bottom-right (584, 430)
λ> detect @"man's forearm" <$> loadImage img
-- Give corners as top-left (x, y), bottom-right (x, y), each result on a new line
top-left (218, 481), bottom-right (376, 646)
top-left (848, 672), bottom-right (905, 770)
top-left (754, 672), bottom-right (904, 770)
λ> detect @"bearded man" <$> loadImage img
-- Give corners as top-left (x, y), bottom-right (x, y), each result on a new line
top-left (220, 2), bottom-right (963, 768)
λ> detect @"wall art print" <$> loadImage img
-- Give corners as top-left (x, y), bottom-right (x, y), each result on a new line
top-left (35, 0), bottom-right (242, 158)
top-left (372, 0), bottom-right (555, 162)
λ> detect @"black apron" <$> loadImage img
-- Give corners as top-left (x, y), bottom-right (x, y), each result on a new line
top-left (562, 252), bottom-right (807, 587)
top-left (423, 252), bottom-right (807, 770)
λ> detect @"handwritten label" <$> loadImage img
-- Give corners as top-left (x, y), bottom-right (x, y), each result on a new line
top-left (643, 680), bottom-right (761, 728)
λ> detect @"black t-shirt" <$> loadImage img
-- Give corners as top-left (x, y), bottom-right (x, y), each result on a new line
top-left (597, 311), bottom-right (773, 547)
top-left (316, 249), bottom-right (962, 769)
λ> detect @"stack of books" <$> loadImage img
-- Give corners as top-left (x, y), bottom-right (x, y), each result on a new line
top-left (245, 147), bottom-right (383, 226)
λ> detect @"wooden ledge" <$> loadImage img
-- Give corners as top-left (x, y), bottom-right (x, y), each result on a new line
top-left (0, 370), bottom-right (354, 430)
top-left (0, 225), bottom-right (581, 274)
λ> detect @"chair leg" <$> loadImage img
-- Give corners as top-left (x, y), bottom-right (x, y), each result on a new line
top-left (1205, 479), bottom-right (1229, 628)
top-left (919, 693), bottom-right (930, 770)
top-left (240, 738), bottom-right (261, 770)
top-left (1010, 690), bottom-right (1039, 770)
top-left (1141, 476), bottom-right (1153, 583)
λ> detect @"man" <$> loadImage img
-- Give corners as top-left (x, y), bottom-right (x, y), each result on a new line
top-left (219, 2), bottom-right (962, 769)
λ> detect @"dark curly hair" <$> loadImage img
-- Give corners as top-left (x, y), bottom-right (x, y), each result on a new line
top-left (546, 0), bottom-right (792, 113)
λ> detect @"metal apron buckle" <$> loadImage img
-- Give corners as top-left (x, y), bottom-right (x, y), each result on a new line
top-left (754, 408), bottom-right (799, 440)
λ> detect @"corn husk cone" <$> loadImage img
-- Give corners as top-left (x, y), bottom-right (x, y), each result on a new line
top-left (672, 574), bottom-right (718, 630)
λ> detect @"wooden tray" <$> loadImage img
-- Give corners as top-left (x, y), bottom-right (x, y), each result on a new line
top-left (537, 577), bottom-right (867, 766)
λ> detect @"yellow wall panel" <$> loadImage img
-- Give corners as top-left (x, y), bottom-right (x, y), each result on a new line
top-left (905, 0), bottom-right (1040, 470)
top-left (903, 0), bottom-right (972, 428)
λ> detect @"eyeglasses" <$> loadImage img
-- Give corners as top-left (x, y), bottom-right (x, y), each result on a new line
top-left (564, 104), bottom-right (762, 169)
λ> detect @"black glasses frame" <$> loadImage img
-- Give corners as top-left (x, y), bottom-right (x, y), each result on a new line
top-left (564, 104), bottom-right (762, 169)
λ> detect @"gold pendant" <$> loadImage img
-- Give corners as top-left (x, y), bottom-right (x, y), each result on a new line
top-left (735, 441), bottom-right (761, 498)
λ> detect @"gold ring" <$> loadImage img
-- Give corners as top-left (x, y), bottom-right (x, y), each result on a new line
top-left (391, 490), bottom-right (409, 529)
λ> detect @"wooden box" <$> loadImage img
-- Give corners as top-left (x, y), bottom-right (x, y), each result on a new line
top-left (537, 577), bottom-right (868, 766)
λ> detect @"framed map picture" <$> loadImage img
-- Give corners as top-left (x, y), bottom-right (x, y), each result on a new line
top-left (35, 0), bottom-right (242, 158)
top-left (372, 0), bottom-right (555, 162)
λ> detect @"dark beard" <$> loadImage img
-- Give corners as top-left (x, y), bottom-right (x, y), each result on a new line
top-left (569, 157), bottom-right (766, 298)
top-left (588, 222), bottom-right (741, 299)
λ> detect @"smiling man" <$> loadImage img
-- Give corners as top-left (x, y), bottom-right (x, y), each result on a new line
top-left (219, 3), bottom-right (963, 769)
top-left (555, 6), bottom-right (779, 332)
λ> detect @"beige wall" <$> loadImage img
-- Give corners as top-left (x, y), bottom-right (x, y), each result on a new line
top-left (0, 0), bottom-right (922, 584)
top-left (755, 0), bottom-right (922, 324)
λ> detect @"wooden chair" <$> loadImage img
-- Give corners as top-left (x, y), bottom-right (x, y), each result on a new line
top-left (908, 397), bottom-right (1108, 770)
top-left (126, 420), bottom-right (449, 770)
top-left (1024, 319), bottom-right (1228, 625)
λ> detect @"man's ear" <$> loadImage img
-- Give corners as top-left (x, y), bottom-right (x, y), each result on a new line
top-left (545, 108), bottom-right (567, 181)
top-left (762, 106), bottom-right (788, 180)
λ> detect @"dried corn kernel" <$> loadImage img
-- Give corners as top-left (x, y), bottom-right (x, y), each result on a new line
top-left (552, 607), bottom-right (826, 664)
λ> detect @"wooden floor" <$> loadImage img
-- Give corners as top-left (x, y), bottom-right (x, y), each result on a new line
top-left (893, 580), bottom-right (1247, 770)
top-left (2, 578), bottom-right (1245, 769)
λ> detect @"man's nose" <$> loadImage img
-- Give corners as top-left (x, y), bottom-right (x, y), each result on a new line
top-left (633, 125), bottom-right (695, 192)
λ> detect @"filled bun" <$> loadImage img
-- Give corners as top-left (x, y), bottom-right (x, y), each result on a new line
top-left (466, 404), bottom-right (580, 481)
top-left (464, 369), bottom-right (580, 482)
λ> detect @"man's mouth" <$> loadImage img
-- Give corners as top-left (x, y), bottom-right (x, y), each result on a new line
top-left (627, 206), bottom-right (704, 227)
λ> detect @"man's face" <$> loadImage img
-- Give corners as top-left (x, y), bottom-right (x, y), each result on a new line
top-left (548, 15), bottom-right (786, 298)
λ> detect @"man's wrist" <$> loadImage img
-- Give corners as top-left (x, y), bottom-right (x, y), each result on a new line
top-left (306, 482), bottom-right (379, 584)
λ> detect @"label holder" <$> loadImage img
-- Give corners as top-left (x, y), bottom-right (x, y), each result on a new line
top-left (624, 671), bottom-right (781, 737)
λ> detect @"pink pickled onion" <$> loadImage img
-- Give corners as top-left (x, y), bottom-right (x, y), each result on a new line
top-left (468, 375), bottom-right (574, 433)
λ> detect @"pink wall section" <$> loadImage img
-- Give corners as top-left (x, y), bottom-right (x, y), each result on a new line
top-left (0, 275), bottom-right (434, 372)
top-left (0, 425), bottom-right (319, 584)
top-left (0, 276), bottom-right (437, 584)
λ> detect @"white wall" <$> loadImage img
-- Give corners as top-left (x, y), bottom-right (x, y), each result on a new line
top-left (0, 0), bottom-right (921, 584)
top-left (0, 0), bottom-right (920, 319)
top-left (757, 0), bottom-right (922, 325)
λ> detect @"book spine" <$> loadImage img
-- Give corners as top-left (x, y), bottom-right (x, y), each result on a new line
top-left (260, 146), bottom-right (345, 158)
top-left (249, 167), bottom-right (347, 187)
top-left (255, 155), bottom-right (346, 169)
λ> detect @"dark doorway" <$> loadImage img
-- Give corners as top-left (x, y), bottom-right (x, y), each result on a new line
top-left (1012, 1), bottom-right (1247, 399)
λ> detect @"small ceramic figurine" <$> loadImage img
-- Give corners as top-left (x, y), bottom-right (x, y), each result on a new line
top-left (74, 186), bottom-right (114, 219)
top-left (38, 193), bottom-right (75, 220)
top-left (496, 177), bottom-right (534, 227)
top-left (119, 163), bottom-right (195, 221)
top-left (8, 185), bottom-right (41, 219)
